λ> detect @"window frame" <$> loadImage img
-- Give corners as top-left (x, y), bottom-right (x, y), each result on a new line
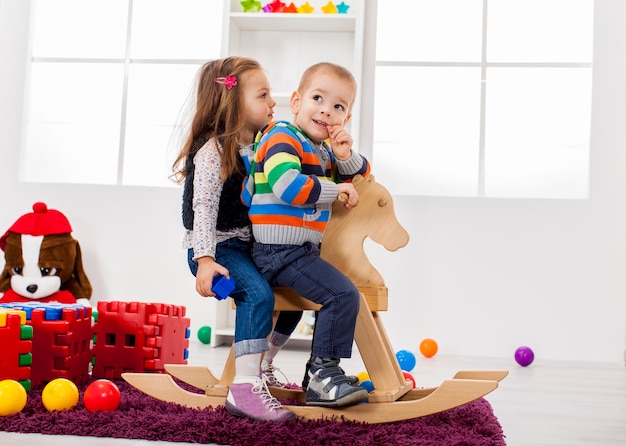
top-left (373, 0), bottom-right (593, 199)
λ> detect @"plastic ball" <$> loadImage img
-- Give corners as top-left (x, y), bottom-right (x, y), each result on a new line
top-left (42, 378), bottom-right (79, 411)
top-left (402, 371), bottom-right (416, 389)
top-left (83, 379), bottom-right (121, 412)
top-left (0, 379), bottom-right (27, 416)
top-left (419, 338), bottom-right (439, 358)
top-left (395, 349), bottom-right (417, 372)
top-left (355, 371), bottom-right (370, 383)
top-left (358, 380), bottom-right (374, 393)
top-left (514, 346), bottom-right (535, 367)
top-left (197, 326), bottom-right (212, 344)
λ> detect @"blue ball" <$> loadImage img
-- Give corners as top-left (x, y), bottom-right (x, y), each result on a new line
top-left (359, 380), bottom-right (374, 393)
top-left (396, 349), bottom-right (416, 372)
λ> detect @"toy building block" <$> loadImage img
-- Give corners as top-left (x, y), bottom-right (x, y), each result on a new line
top-left (0, 302), bottom-right (93, 387)
top-left (0, 308), bottom-right (33, 390)
top-left (212, 275), bottom-right (236, 300)
top-left (92, 301), bottom-right (190, 379)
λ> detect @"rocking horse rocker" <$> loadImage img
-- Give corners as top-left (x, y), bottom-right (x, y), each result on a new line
top-left (123, 175), bottom-right (508, 424)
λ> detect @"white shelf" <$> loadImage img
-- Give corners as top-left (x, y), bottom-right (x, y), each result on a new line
top-left (210, 0), bottom-right (374, 346)
top-left (223, 0), bottom-right (366, 145)
top-left (230, 13), bottom-right (356, 32)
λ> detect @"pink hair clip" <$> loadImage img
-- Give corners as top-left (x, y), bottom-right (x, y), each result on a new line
top-left (214, 76), bottom-right (237, 90)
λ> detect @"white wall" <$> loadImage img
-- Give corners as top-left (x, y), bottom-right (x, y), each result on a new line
top-left (1, 0), bottom-right (625, 364)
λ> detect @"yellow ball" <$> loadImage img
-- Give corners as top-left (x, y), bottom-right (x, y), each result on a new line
top-left (42, 378), bottom-right (79, 411)
top-left (356, 371), bottom-right (370, 383)
top-left (0, 379), bottom-right (27, 416)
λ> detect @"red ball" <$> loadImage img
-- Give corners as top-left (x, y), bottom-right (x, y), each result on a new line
top-left (83, 379), bottom-right (120, 412)
top-left (402, 371), bottom-right (416, 388)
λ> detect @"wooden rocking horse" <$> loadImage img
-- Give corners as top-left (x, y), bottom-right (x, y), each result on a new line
top-left (123, 174), bottom-right (507, 424)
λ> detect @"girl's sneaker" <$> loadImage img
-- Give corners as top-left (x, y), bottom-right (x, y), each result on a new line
top-left (260, 359), bottom-right (288, 388)
top-left (226, 377), bottom-right (295, 422)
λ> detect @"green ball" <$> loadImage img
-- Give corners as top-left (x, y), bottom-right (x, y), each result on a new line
top-left (197, 326), bottom-right (212, 344)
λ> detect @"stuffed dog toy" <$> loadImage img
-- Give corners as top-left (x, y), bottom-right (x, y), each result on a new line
top-left (0, 202), bottom-right (92, 305)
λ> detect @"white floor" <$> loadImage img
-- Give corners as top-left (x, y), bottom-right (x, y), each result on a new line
top-left (2, 339), bottom-right (626, 446)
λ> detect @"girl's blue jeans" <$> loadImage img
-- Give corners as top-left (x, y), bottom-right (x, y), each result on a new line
top-left (188, 238), bottom-right (299, 358)
top-left (252, 241), bottom-right (360, 359)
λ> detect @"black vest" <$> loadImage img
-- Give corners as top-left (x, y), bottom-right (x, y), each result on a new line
top-left (182, 138), bottom-right (250, 232)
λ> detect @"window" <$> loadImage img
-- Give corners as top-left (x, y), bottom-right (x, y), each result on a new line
top-left (22, 1), bottom-right (593, 196)
top-left (21, 0), bottom-right (224, 187)
top-left (373, 0), bottom-right (593, 199)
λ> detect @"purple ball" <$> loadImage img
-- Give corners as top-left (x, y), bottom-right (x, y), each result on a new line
top-left (514, 346), bottom-right (534, 366)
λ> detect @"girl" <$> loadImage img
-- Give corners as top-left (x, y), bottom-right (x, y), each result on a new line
top-left (171, 57), bottom-right (294, 422)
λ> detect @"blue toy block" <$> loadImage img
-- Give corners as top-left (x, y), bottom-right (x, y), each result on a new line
top-left (212, 275), bottom-right (235, 300)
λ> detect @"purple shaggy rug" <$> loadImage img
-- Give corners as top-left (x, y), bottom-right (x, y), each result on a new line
top-left (0, 379), bottom-right (506, 446)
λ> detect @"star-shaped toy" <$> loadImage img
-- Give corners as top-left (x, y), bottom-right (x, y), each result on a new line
top-left (240, 0), bottom-right (261, 12)
top-left (266, 0), bottom-right (286, 12)
top-left (297, 1), bottom-right (315, 13)
top-left (321, 1), bottom-right (337, 14)
top-left (284, 2), bottom-right (298, 12)
top-left (336, 1), bottom-right (350, 14)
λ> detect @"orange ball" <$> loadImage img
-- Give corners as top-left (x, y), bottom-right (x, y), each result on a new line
top-left (419, 338), bottom-right (438, 358)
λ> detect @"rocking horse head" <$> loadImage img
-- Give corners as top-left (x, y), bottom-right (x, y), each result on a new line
top-left (321, 174), bottom-right (409, 287)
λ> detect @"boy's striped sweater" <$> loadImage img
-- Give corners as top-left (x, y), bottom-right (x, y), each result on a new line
top-left (247, 121), bottom-right (370, 245)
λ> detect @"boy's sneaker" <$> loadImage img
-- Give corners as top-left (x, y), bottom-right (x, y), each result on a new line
top-left (305, 357), bottom-right (368, 407)
top-left (261, 359), bottom-right (288, 388)
top-left (301, 356), bottom-right (359, 390)
top-left (225, 377), bottom-right (295, 422)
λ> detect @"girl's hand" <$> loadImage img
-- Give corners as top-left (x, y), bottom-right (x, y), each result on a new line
top-left (328, 125), bottom-right (353, 161)
top-left (195, 256), bottom-right (229, 298)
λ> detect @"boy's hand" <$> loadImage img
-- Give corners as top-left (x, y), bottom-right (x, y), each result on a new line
top-left (337, 183), bottom-right (359, 208)
top-left (328, 125), bottom-right (353, 160)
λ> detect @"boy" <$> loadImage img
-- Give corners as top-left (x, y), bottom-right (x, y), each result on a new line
top-left (248, 62), bottom-right (370, 407)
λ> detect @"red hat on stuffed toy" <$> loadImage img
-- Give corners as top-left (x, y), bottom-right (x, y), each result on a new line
top-left (0, 202), bottom-right (73, 251)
